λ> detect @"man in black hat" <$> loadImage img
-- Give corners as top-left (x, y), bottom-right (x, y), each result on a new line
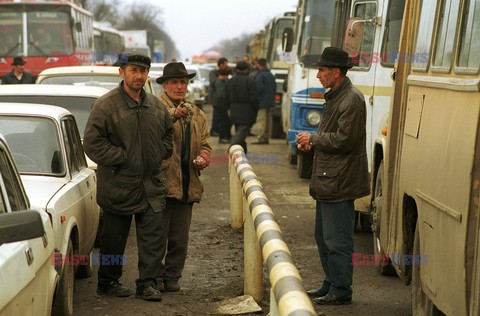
top-left (156, 62), bottom-right (212, 292)
top-left (84, 53), bottom-right (173, 301)
top-left (1, 56), bottom-right (35, 84)
top-left (297, 47), bottom-right (370, 305)
top-left (225, 61), bottom-right (259, 153)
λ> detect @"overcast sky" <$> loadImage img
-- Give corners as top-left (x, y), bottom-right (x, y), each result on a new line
top-left (143, 0), bottom-right (298, 60)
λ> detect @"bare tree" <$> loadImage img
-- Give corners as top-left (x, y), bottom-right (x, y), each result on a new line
top-left (208, 33), bottom-right (254, 61)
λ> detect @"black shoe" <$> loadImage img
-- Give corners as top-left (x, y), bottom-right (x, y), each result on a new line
top-left (97, 281), bottom-right (131, 297)
top-left (136, 285), bottom-right (162, 301)
top-left (163, 279), bottom-right (181, 292)
top-left (306, 288), bottom-right (329, 298)
top-left (312, 293), bottom-right (352, 305)
top-left (251, 140), bottom-right (269, 144)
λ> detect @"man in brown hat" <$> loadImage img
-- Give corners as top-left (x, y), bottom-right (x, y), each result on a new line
top-left (1, 56), bottom-right (35, 84)
top-left (84, 53), bottom-right (173, 301)
top-left (297, 47), bottom-right (370, 305)
top-left (156, 62), bottom-right (212, 292)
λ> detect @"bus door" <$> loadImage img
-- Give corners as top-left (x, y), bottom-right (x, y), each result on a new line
top-left (344, 0), bottom-right (385, 173)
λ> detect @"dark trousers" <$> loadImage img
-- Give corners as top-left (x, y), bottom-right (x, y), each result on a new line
top-left (218, 107), bottom-right (231, 140)
top-left (231, 124), bottom-right (251, 153)
top-left (315, 200), bottom-right (355, 297)
top-left (160, 198), bottom-right (193, 281)
top-left (98, 207), bottom-right (165, 290)
top-left (210, 106), bottom-right (221, 134)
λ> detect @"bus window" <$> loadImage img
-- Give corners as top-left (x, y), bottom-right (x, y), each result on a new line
top-left (457, 0), bottom-right (480, 71)
top-left (271, 18), bottom-right (294, 65)
top-left (27, 12), bottom-right (73, 57)
top-left (299, 0), bottom-right (335, 67)
top-left (0, 13), bottom-right (23, 57)
top-left (432, 0), bottom-right (461, 70)
top-left (413, 1), bottom-right (438, 71)
top-left (350, 1), bottom-right (377, 69)
top-left (380, 0), bottom-right (405, 67)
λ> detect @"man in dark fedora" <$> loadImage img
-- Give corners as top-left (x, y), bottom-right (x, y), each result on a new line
top-left (84, 53), bottom-right (173, 301)
top-left (297, 47), bottom-right (370, 305)
top-left (156, 62), bottom-right (212, 292)
top-left (1, 56), bottom-right (35, 84)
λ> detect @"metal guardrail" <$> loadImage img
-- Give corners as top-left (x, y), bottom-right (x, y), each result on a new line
top-left (228, 145), bottom-right (315, 316)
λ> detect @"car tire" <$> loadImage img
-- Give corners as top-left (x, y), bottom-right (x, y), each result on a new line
top-left (75, 250), bottom-right (93, 279)
top-left (52, 239), bottom-right (75, 316)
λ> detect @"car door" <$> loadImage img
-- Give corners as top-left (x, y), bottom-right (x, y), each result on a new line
top-left (0, 141), bottom-right (57, 315)
top-left (59, 116), bottom-right (98, 256)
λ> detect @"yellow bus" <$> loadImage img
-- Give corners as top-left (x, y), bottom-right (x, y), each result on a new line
top-left (348, 0), bottom-right (480, 314)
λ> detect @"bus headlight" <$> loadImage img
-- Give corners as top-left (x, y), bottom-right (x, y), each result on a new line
top-left (306, 110), bottom-right (322, 126)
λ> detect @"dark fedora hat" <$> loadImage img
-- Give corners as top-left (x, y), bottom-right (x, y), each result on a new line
top-left (119, 53), bottom-right (151, 69)
top-left (11, 56), bottom-right (27, 66)
top-left (316, 47), bottom-right (353, 69)
top-left (156, 62), bottom-right (196, 84)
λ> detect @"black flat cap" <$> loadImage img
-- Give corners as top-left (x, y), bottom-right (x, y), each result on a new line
top-left (119, 53), bottom-right (151, 69)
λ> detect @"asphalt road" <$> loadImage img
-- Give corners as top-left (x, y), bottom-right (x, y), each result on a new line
top-left (74, 104), bottom-right (411, 316)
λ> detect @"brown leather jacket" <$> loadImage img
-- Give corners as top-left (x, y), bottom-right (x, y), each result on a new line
top-left (159, 92), bottom-right (212, 203)
top-left (309, 77), bottom-right (370, 201)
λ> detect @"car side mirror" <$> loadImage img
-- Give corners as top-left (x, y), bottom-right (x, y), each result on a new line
top-left (0, 210), bottom-right (44, 245)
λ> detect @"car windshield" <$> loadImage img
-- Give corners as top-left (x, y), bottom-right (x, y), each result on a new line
top-left (39, 75), bottom-right (121, 90)
top-left (0, 116), bottom-right (64, 175)
top-left (0, 95), bottom-right (96, 137)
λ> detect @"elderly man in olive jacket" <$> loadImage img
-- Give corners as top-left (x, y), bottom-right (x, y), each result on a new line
top-left (83, 54), bottom-right (173, 301)
top-left (297, 47), bottom-right (370, 305)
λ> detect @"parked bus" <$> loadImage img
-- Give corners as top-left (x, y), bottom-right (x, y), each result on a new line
top-left (93, 21), bottom-right (125, 64)
top-left (260, 12), bottom-right (295, 138)
top-left (0, 0), bottom-right (93, 77)
top-left (352, 0), bottom-right (480, 314)
top-left (282, 0), bottom-right (336, 178)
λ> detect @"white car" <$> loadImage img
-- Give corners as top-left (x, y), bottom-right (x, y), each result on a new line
top-left (0, 134), bottom-right (58, 315)
top-left (36, 65), bottom-right (156, 95)
top-left (0, 84), bottom-right (109, 171)
top-left (0, 103), bottom-right (100, 316)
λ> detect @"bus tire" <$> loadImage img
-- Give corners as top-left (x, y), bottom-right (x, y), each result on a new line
top-left (297, 151), bottom-right (313, 179)
top-left (288, 145), bottom-right (297, 164)
top-left (271, 116), bottom-right (285, 139)
top-left (412, 223), bottom-right (443, 315)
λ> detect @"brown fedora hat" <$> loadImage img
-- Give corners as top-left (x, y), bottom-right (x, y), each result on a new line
top-left (156, 62), bottom-right (196, 84)
top-left (11, 56), bottom-right (27, 66)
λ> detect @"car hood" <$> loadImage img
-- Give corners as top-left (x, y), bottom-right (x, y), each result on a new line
top-left (20, 175), bottom-right (66, 209)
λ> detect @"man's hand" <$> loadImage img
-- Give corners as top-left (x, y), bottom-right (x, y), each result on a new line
top-left (174, 102), bottom-right (189, 118)
top-left (193, 152), bottom-right (210, 170)
top-left (297, 143), bottom-right (312, 152)
top-left (297, 132), bottom-right (312, 146)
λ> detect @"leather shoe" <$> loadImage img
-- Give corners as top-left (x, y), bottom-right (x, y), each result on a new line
top-left (163, 279), bottom-right (181, 292)
top-left (136, 285), bottom-right (162, 301)
top-left (306, 288), bottom-right (329, 298)
top-left (97, 281), bottom-right (131, 297)
top-left (312, 293), bottom-right (352, 305)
